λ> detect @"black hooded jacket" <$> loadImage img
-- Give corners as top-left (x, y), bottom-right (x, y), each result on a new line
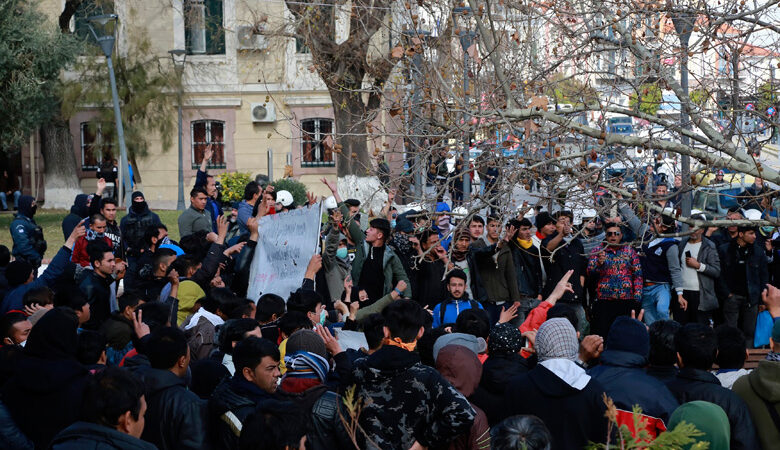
top-left (61, 194), bottom-right (90, 240)
top-left (120, 197), bottom-right (162, 257)
top-left (50, 421), bottom-right (157, 450)
top-left (499, 364), bottom-right (609, 450)
top-left (1, 308), bottom-right (89, 449)
top-left (666, 367), bottom-right (760, 450)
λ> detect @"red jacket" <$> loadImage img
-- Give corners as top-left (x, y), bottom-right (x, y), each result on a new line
top-left (72, 235), bottom-right (113, 267)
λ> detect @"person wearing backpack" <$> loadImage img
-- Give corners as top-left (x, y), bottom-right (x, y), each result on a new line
top-left (432, 269), bottom-right (484, 328)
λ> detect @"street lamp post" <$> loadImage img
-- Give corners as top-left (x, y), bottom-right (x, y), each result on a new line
top-left (401, 29), bottom-right (431, 202)
top-left (169, 49), bottom-right (187, 211)
top-left (454, 7), bottom-right (476, 203)
top-left (86, 14), bottom-right (131, 209)
top-left (672, 12), bottom-right (694, 228)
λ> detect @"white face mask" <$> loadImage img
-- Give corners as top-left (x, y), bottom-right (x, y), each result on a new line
top-left (19, 340), bottom-right (26, 347)
top-left (319, 310), bottom-right (328, 325)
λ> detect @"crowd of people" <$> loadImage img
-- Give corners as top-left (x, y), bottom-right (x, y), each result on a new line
top-left (3, 153), bottom-right (780, 450)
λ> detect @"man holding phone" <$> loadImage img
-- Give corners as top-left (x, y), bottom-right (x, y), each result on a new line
top-left (676, 217), bottom-right (721, 325)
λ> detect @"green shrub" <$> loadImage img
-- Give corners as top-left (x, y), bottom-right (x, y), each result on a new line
top-left (219, 172), bottom-right (253, 204)
top-left (271, 178), bottom-right (308, 206)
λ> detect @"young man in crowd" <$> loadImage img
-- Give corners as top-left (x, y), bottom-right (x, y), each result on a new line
top-left (178, 187), bottom-right (213, 239)
top-left (620, 205), bottom-right (685, 325)
top-left (717, 225), bottom-right (769, 347)
top-left (50, 367), bottom-right (156, 449)
top-left (141, 327), bottom-right (208, 450)
top-left (666, 323), bottom-right (759, 450)
top-left (80, 240), bottom-right (119, 330)
top-left (90, 178), bottom-right (124, 257)
top-left (506, 218), bottom-right (544, 324)
top-left (676, 219), bottom-right (721, 325)
top-left (432, 269), bottom-right (484, 328)
top-left (323, 177), bottom-right (411, 301)
top-left (209, 336), bottom-right (280, 448)
top-left (72, 213), bottom-right (114, 267)
top-left (350, 300), bottom-right (475, 449)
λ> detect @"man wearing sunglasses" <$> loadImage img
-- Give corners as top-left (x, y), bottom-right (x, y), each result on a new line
top-left (587, 223), bottom-right (643, 336)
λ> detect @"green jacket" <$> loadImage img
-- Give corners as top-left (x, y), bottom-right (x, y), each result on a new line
top-left (733, 359), bottom-right (780, 450)
top-left (339, 203), bottom-right (412, 299)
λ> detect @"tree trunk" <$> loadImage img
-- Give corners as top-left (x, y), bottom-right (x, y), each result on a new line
top-left (40, 117), bottom-right (83, 209)
top-left (330, 85), bottom-right (386, 212)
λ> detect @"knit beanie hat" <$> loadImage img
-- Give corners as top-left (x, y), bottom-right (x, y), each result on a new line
top-left (535, 211), bottom-right (555, 230)
top-left (488, 323), bottom-right (524, 355)
top-left (606, 316), bottom-right (650, 358)
top-left (535, 318), bottom-right (579, 362)
top-left (285, 329), bottom-right (327, 360)
top-left (6, 260), bottom-right (34, 287)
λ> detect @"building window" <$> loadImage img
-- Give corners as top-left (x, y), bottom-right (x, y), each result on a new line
top-left (295, 37), bottom-right (310, 54)
top-left (73, 0), bottom-right (115, 49)
top-left (301, 118), bottom-right (334, 167)
top-left (191, 120), bottom-right (226, 169)
top-left (184, 0), bottom-right (224, 55)
top-left (80, 122), bottom-right (112, 170)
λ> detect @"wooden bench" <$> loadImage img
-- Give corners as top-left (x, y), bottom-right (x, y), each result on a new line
top-left (744, 348), bottom-right (771, 370)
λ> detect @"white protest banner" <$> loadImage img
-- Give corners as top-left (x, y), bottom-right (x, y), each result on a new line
top-left (247, 202), bottom-right (322, 301)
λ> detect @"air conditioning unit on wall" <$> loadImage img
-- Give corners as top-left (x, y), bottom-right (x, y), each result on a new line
top-left (251, 103), bottom-right (276, 123)
top-left (237, 26), bottom-right (268, 50)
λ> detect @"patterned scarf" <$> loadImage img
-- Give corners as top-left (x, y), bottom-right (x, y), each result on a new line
top-left (283, 350), bottom-right (329, 382)
top-left (766, 352), bottom-right (780, 362)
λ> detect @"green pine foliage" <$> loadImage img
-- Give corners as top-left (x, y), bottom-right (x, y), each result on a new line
top-left (587, 401), bottom-right (709, 450)
top-left (0, 0), bottom-right (81, 149)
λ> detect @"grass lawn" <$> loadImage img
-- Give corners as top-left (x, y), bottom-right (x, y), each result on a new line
top-left (0, 209), bottom-right (183, 259)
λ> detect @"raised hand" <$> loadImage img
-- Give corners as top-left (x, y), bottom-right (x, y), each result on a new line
top-left (223, 241), bottom-right (247, 257)
top-left (498, 301), bottom-right (520, 324)
top-left (204, 144), bottom-right (214, 162)
top-left (96, 178), bottom-right (107, 194)
top-left (306, 191), bottom-right (318, 205)
top-left (216, 215), bottom-right (229, 243)
top-left (315, 324), bottom-right (343, 355)
top-left (133, 309), bottom-right (150, 339)
top-left (66, 219), bottom-right (87, 247)
top-left (546, 269), bottom-right (575, 304)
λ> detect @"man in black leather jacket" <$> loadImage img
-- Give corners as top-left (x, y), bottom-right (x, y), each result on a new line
top-left (209, 336), bottom-right (280, 449)
top-left (140, 327), bottom-right (208, 450)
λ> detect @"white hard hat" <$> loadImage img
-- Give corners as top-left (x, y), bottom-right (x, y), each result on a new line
top-left (744, 209), bottom-right (763, 221)
top-left (323, 195), bottom-right (338, 210)
top-left (277, 190), bottom-right (294, 207)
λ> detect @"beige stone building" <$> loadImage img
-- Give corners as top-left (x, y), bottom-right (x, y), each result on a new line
top-left (22, 0), bottom-right (373, 209)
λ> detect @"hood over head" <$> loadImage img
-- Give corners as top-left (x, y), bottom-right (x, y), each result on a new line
top-left (70, 194), bottom-right (89, 217)
top-left (435, 344), bottom-right (482, 397)
top-left (25, 307), bottom-right (79, 361)
top-left (17, 195), bottom-right (36, 218)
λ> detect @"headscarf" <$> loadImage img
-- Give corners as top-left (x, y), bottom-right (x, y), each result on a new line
top-left (488, 323), bottom-right (524, 355)
top-left (24, 307), bottom-right (79, 361)
top-left (535, 318), bottom-right (579, 362)
top-left (17, 195), bottom-right (36, 219)
top-left (668, 401), bottom-right (730, 450)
